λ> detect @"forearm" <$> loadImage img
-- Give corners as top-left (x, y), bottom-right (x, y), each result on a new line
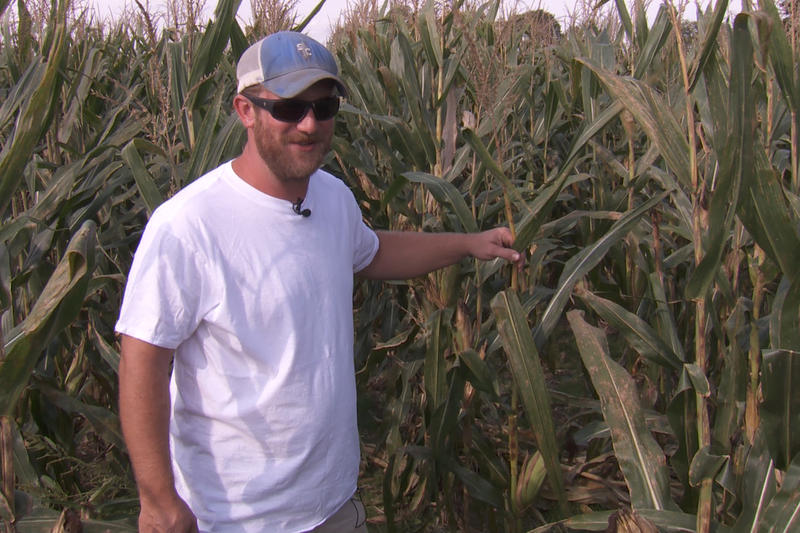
top-left (118, 335), bottom-right (177, 503)
top-left (357, 231), bottom-right (473, 280)
top-left (359, 227), bottom-right (523, 280)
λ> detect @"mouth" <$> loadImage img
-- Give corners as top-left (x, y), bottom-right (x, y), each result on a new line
top-left (290, 142), bottom-right (318, 153)
top-left (289, 136), bottom-right (318, 146)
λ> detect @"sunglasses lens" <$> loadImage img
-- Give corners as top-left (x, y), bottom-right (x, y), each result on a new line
top-left (311, 97), bottom-right (340, 121)
top-left (249, 95), bottom-right (340, 122)
top-left (270, 101), bottom-right (309, 122)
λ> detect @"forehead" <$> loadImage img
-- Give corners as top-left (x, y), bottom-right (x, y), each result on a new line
top-left (254, 79), bottom-right (336, 100)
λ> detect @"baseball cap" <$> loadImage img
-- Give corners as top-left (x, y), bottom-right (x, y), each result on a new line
top-left (236, 31), bottom-right (348, 97)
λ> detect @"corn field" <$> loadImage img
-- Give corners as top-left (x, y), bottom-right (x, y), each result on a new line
top-left (1, 0), bottom-right (799, 531)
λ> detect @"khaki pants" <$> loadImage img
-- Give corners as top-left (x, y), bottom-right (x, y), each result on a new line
top-left (307, 495), bottom-right (368, 533)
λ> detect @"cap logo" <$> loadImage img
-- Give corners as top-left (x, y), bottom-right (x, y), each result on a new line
top-left (296, 43), bottom-right (312, 60)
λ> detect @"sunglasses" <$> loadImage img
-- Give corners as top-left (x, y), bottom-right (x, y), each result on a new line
top-left (243, 94), bottom-right (340, 123)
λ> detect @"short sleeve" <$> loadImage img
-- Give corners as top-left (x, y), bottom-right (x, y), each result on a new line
top-left (347, 192), bottom-right (379, 273)
top-left (115, 219), bottom-right (212, 349)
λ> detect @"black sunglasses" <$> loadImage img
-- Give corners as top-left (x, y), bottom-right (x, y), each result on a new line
top-left (243, 94), bottom-right (340, 123)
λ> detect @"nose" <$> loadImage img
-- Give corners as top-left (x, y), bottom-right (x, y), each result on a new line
top-left (295, 109), bottom-right (319, 134)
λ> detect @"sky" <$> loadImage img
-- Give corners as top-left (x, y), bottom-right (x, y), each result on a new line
top-left (85, 0), bottom-right (746, 42)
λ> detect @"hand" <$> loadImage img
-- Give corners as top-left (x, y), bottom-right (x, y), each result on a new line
top-left (139, 493), bottom-right (198, 533)
top-left (468, 227), bottom-right (524, 269)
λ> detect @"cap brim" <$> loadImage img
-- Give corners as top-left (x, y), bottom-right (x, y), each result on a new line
top-left (263, 69), bottom-right (348, 98)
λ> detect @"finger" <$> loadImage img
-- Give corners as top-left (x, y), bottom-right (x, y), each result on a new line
top-left (491, 227), bottom-right (514, 247)
top-left (492, 246), bottom-right (522, 264)
top-left (504, 246), bottom-right (525, 269)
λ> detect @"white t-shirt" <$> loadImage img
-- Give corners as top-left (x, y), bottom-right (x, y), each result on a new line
top-left (115, 161), bottom-right (379, 532)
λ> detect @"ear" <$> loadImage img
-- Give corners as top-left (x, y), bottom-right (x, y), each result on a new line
top-left (233, 94), bottom-right (257, 128)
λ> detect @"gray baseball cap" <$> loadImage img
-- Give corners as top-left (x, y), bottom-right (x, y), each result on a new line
top-left (236, 31), bottom-right (348, 97)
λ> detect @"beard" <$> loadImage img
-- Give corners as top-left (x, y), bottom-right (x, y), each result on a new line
top-left (253, 115), bottom-right (333, 182)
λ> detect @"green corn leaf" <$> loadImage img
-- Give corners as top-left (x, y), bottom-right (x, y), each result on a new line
top-left (419, 1), bottom-right (443, 69)
top-left (639, 509), bottom-right (701, 531)
top-left (575, 285), bottom-right (683, 369)
top-left (514, 451), bottom-right (546, 512)
top-left (760, 350), bottom-right (800, 471)
top-left (514, 102), bottom-right (622, 250)
top-left (529, 509), bottom-right (697, 532)
top-left (424, 309), bottom-right (448, 414)
top-left (389, 33), bottom-right (437, 165)
top-left (16, 158), bottom-right (82, 227)
top-left (402, 171), bottom-right (478, 233)
top-left (440, 455), bottom-right (504, 508)
top-left (205, 112), bottom-right (247, 175)
top-left (457, 349), bottom-right (497, 396)
top-left (120, 139), bottom-right (166, 216)
top-left (666, 372), bottom-right (699, 486)
top-left (684, 362), bottom-right (711, 397)
top-left (686, 12), bottom-right (753, 299)
top-left (293, 0), bottom-right (326, 33)
top-left (649, 272), bottom-right (686, 361)
top-left (386, 359), bottom-right (423, 454)
top-left (739, 165), bottom-right (800, 286)
top-left (58, 45), bottom-right (103, 145)
top-left (0, 221), bottom-right (96, 416)
top-left (96, 101), bottom-right (146, 149)
top-left (527, 511), bottom-right (614, 533)
top-left (0, 3), bottom-right (68, 217)
top-left (185, 0), bottom-right (241, 112)
top-left (37, 383), bottom-right (124, 450)
top-left (694, 44), bottom-right (730, 152)
top-left (760, 452), bottom-right (800, 532)
top-left (0, 58), bottom-right (43, 131)
top-left (579, 58), bottom-right (692, 188)
top-left (533, 191), bottom-right (669, 349)
top-left (376, 65), bottom-right (403, 110)
top-left (93, 327), bottom-right (121, 374)
top-left (732, 429), bottom-right (776, 533)
top-left (382, 454), bottom-right (398, 531)
top-left (567, 310), bottom-right (675, 511)
top-left (687, 0), bottom-right (730, 92)
top-left (169, 40), bottom-right (192, 157)
top-left (462, 128), bottom-right (536, 234)
top-left (491, 290), bottom-right (567, 515)
top-left (714, 298), bottom-right (749, 450)
top-left (461, 128), bottom-right (526, 208)
top-left (770, 278), bottom-right (800, 351)
top-left (185, 87), bottom-right (226, 183)
top-left (0, 244), bottom-right (9, 310)
top-left (430, 370), bottom-right (464, 452)
top-left (435, 50), bottom-right (466, 109)
top-left (16, 511), bottom-right (137, 532)
top-left (688, 446), bottom-right (728, 487)
top-left (632, 6), bottom-right (672, 79)
top-left (758, 0), bottom-right (799, 112)
top-left (614, 0), bottom-right (633, 42)
top-left (469, 429), bottom-right (509, 488)
top-left (8, 417), bottom-right (38, 488)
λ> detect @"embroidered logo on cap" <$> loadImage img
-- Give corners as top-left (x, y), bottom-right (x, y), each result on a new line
top-left (296, 43), bottom-right (312, 60)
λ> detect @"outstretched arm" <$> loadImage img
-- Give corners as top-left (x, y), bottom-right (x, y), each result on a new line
top-left (119, 335), bottom-right (198, 533)
top-left (358, 227), bottom-right (523, 280)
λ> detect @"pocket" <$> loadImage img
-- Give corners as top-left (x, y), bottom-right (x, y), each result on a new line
top-left (311, 496), bottom-right (367, 533)
top-left (351, 496), bottom-right (366, 529)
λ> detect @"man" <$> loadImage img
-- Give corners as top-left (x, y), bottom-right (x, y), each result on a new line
top-left (117, 31), bottom-right (522, 533)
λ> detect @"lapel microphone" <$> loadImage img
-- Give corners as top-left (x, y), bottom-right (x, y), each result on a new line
top-left (292, 198), bottom-right (311, 217)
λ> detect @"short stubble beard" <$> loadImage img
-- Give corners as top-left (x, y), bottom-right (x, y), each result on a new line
top-left (253, 114), bottom-right (333, 183)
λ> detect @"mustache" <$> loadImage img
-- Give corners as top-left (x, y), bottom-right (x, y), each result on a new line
top-left (287, 133), bottom-right (323, 143)
top-left (287, 136), bottom-right (332, 149)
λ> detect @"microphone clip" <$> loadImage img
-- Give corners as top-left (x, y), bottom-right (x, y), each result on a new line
top-left (292, 198), bottom-right (311, 217)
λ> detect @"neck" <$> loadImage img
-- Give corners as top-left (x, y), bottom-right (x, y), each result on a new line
top-left (231, 145), bottom-right (310, 201)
